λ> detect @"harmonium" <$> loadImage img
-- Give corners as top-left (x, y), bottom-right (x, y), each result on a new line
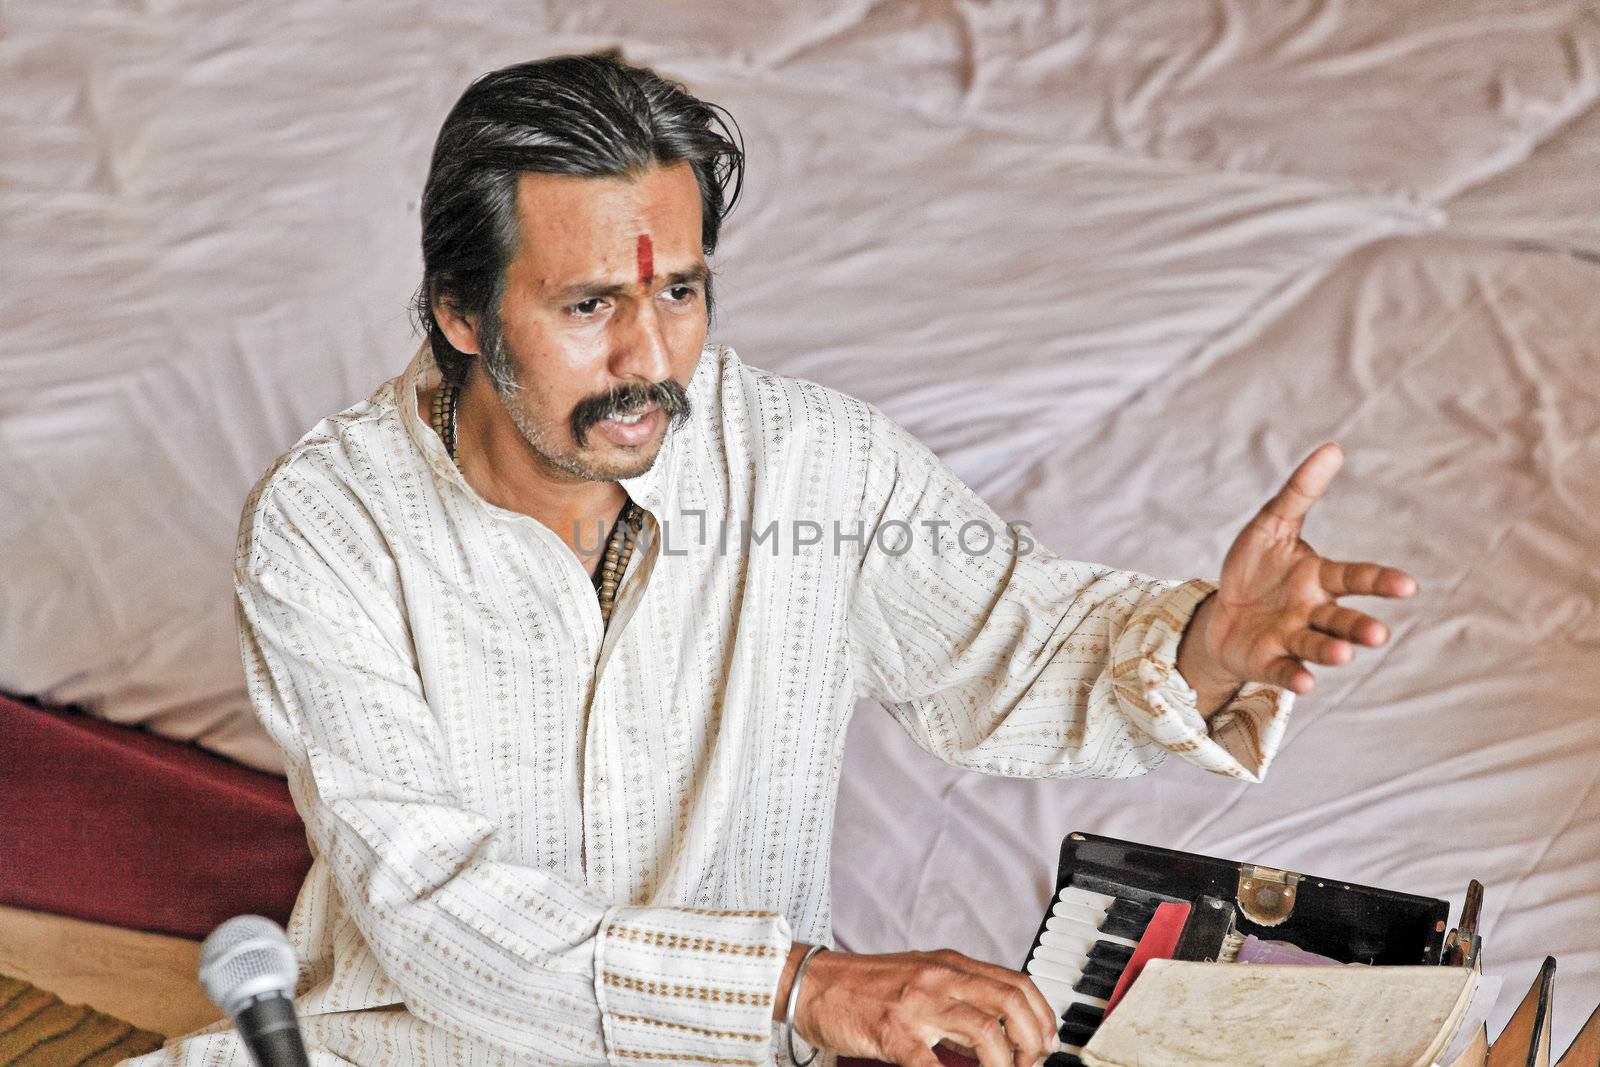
top-left (1013, 833), bottom-right (1600, 1067)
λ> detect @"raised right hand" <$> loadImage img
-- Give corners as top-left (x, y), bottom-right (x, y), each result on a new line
top-left (790, 947), bottom-right (1059, 1067)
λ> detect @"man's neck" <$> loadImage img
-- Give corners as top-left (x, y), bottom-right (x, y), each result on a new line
top-left (442, 372), bottom-right (627, 574)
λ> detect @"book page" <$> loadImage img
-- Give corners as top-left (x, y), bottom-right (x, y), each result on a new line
top-left (1082, 960), bottom-right (1477, 1067)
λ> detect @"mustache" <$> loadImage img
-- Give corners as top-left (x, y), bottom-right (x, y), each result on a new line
top-left (570, 379), bottom-right (692, 446)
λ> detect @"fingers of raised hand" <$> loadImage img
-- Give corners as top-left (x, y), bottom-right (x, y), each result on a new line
top-left (1285, 628), bottom-right (1352, 667)
top-left (1319, 558), bottom-right (1418, 599)
top-left (1265, 654), bottom-right (1315, 694)
top-left (1255, 443), bottom-right (1343, 531)
top-left (1309, 602), bottom-right (1389, 646)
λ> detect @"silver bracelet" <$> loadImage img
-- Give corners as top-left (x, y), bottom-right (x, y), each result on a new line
top-left (783, 943), bottom-right (829, 1066)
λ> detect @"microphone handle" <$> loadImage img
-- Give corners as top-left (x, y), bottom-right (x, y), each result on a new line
top-left (235, 993), bottom-right (312, 1067)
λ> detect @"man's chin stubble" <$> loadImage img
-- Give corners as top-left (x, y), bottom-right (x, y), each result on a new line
top-left (503, 405), bottom-right (659, 483)
top-left (547, 439), bottom-right (666, 483)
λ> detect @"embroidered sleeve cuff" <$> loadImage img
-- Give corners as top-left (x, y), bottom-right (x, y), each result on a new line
top-left (1108, 578), bottom-right (1294, 783)
top-left (593, 906), bottom-right (792, 1066)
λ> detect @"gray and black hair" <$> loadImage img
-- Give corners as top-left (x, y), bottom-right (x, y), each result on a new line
top-left (411, 51), bottom-right (745, 388)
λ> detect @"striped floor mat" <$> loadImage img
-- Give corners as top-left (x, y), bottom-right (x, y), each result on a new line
top-left (0, 973), bottom-right (164, 1065)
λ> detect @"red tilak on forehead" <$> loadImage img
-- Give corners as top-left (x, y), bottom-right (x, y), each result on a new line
top-left (635, 233), bottom-right (654, 284)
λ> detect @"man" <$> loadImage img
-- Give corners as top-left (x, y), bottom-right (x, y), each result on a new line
top-left (138, 52), bottom-right (1414, 1067)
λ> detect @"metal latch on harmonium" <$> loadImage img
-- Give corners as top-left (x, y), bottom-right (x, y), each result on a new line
top-left (1237, 864), bottom-right (1303, 927)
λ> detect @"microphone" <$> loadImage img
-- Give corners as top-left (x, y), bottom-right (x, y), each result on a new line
top-left (198, 915), bottom-right (311, 1067)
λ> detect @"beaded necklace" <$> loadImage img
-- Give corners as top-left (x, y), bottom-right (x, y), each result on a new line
top-left (430, 382), bottom-right (642, 628)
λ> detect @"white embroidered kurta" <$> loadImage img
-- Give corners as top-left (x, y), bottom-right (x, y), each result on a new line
top-left (134, 342), bottom-right (1291, 1067)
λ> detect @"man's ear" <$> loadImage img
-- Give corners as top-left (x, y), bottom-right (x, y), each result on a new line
top-left (432, 288), bottom-right (482, 355)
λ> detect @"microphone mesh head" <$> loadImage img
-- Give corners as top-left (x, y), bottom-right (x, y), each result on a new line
top-left (198, 915), bottom-right (299, 1017)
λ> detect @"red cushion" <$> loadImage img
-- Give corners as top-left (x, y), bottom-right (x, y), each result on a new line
top-left (841, 1049), bottom-right (978, 1067)
top-left (841, 1051), bottom-right (977, 1067)
top-left (0, 694), bottom-right (311, 939)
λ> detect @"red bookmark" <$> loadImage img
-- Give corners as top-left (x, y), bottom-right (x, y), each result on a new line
top-left (1104, 900), bottom-right (1191, 1018)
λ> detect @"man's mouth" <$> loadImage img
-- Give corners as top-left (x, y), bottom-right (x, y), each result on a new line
top-left (592, 405), bottom-right (660, 445)
top-left (569, 379), bottom-right (691, 449)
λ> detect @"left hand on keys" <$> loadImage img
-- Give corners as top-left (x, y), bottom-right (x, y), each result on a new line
top-left (1177, 442), bottom-right (1418, 711)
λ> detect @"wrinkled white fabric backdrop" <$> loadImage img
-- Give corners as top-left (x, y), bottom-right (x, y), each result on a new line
top-left (4, 0), bottom-right (1598, 1048)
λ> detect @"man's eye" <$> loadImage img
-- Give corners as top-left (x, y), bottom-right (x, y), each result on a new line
top-left (666, 286), bottom-right (698, 302)
top-left (571, 298), bottom-right (604, 316)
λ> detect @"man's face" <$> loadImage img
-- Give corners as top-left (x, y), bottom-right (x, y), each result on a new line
top-left (478, 161), bottom-right (708, 482)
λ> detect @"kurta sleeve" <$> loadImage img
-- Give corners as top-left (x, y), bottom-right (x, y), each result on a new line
top-left (845, 405), bottom-right (1293, 784)
top-left (237, 472), bottom-right (790, 1066)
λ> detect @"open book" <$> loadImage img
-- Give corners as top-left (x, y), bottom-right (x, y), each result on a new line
top-left (1080, 960), bottom-right (1495, 1067)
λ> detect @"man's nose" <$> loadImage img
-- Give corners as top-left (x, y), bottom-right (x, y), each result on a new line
top-left (610, 299), bottom-right (674, 384)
